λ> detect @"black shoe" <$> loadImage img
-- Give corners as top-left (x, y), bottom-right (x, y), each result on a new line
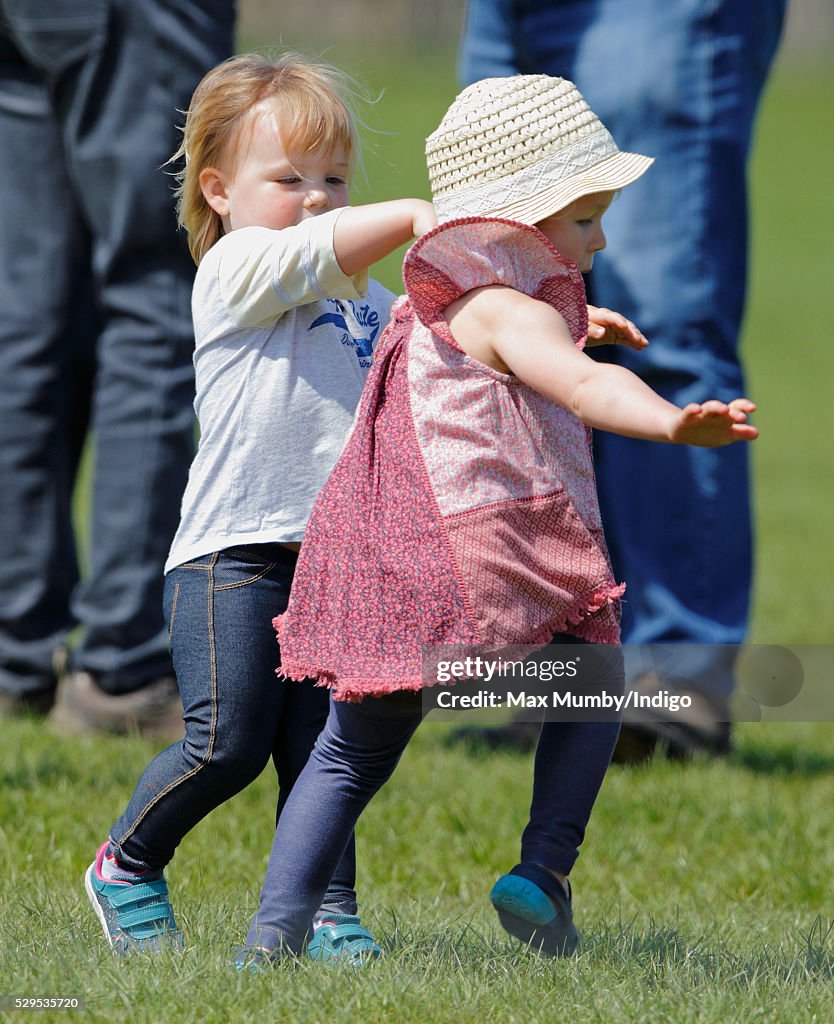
top-left (611, 673), bottom-right (731, 764)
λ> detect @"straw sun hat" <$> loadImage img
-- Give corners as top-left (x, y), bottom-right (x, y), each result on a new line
top-left (426, 75), bottom-right (653, 224)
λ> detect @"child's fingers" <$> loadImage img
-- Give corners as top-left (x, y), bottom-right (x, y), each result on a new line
top-left (594, 308), bottom-right (628, 333)
top-left (586, 308), bottom-right (648, 348)
top-left (699, 397), bottom-right (756, 415)
top-left (590, 305), bottom-right (617, 321)
top-left (587, 305), bottom-right (625, 330)
top-left (613, 315), bottom-right (647, 348)
top-left (729, 398), bottom-right (756, 415)
top-left (698, 400), bottom-right (730, 417)
top-left (621, 326), bottom-right (649, 350)
top-left (731, 423), bottom-right (759, 440)
top-left (702, 397), bottom-right (757, 425)
top-left (676, 402), bottom-right (759, 444)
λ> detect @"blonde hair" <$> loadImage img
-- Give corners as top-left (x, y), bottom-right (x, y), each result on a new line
top-left (172, 53), bottom-right (361, 263)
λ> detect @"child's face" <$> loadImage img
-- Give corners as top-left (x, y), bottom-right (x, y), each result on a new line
top-left (201, 101), bottom-right (350, 233)
top-left (535, 191), bottom-right (615, 273)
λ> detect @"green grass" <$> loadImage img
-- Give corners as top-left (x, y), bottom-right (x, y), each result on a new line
top-left (3, 720), bottom-right (834, 1023)
top-left (2, 56), bottom-right (834, 1024)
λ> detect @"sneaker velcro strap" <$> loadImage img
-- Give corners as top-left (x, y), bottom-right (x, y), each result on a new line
top-left (317, 922), bottom-right (375, 944)
top-left (308, 921), bottom-right (380, 961)
top-left (107, 880), bottom-right (169, 908)
top-left (117, 903), bottom-right (173, 930)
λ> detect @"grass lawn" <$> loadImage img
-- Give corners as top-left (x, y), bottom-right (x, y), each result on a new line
top-left (1, 54), bottom-right (833, 1024)
top-left (3, 719), bottom-right (834, 1023)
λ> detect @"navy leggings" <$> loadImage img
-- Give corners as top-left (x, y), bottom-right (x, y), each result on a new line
top-left (247, 638), bottom-right (623, 952)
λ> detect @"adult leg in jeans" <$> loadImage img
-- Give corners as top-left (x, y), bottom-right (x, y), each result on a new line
top-left (460, 0), bottom-right (787, 758)
top-left (0, 29), bottom-right (96, 707)
top-left (0, 0), bottom-right (234, 729)
top-left (246, 690), bottom-right (424, 953)
top-left (108, 546), bottom-right (358, 912)
top-left (65, 0), bottom-right (234, 696)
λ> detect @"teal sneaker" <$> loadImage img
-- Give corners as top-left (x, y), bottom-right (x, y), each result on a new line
top-left (84, 843), bottom-right (184, 956)
top-left (490, 863), bottom-right (579, 957)
top-left (307, 913), bottom-right (381, 966)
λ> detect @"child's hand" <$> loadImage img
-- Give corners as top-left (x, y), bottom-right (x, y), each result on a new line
top-left (668, 399), bottom-right (759, 446)
top-left (585, 305), bottom-right (648, 350)
top-left (412, 200), bottom-right (437, 239)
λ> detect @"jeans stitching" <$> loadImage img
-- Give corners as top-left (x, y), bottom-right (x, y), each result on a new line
top-left (206, 552), bottom-right (219, 761)
top-left (214, 562), bottom-right (277, 591)
top-left (115, 554), bottom-right (220, 852)
top-left (167, 582), bottom-right (180, 641)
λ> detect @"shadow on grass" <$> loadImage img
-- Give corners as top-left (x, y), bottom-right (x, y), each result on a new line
top-left (365, 910), bottom-right (834, 989)
top-left (587, 915), bottom-right (834, 987)
top-left (435, 724), bottom-right (834, 777)
top-left (731, 744), bottom-right (834, 778)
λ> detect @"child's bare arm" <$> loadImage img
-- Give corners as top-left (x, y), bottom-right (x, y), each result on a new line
top-left (446, 287), bottom-right (758, 446)
top-left (333, 200), bottom-right (436, 276)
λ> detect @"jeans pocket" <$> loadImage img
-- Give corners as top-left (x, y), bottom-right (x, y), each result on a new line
top-left (213, 549), bottom-right (281, 592)
top-left (4, 0), bottom-right (108, 75)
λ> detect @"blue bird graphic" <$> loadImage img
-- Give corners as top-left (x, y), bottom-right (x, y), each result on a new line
top-left (309, 301), bottom-right (380, 360)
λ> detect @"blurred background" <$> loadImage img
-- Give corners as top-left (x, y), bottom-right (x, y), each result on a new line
top-left (233, 0), bottom-right (834, 649)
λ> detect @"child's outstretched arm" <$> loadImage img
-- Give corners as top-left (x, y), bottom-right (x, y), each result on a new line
top-left (446, 287), bottom-right (758, 447)
top-left (334, 200), bottom-right (436, 275)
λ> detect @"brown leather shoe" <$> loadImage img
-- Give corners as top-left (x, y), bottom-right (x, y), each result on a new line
top-left (611, 673), bottom-right (731, 764)
top-left (49, 671), bottom-right (184, 741)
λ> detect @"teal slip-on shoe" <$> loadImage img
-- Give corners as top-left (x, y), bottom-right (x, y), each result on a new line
top-left (490, 863), bottom-right (578, 956)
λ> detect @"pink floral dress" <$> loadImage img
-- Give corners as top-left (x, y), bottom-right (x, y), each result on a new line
top-left (275, 217), bottom-right (624, 700)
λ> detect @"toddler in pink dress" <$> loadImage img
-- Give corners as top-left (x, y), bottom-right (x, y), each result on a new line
top-left (239, 74), bottom-right (758, 965)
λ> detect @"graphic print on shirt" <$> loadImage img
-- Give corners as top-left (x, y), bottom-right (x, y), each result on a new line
top-left (309, 300), bottom-right (380, 368)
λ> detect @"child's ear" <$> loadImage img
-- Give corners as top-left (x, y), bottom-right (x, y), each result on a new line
top-left (199, 167), bottom-right (230, 217)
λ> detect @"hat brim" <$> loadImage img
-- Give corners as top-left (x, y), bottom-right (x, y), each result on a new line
top-left (464, 150), bottom-right (654, 226)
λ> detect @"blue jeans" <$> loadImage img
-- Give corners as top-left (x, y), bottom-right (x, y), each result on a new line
top-left (247, 637), bottom-right (623, 953)
top-left (0, 0), bottom-right (234, 697)
top-left (460, 0), bottom-right (786, 697)
top-left (109, 545), bottom-right (357, 913)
